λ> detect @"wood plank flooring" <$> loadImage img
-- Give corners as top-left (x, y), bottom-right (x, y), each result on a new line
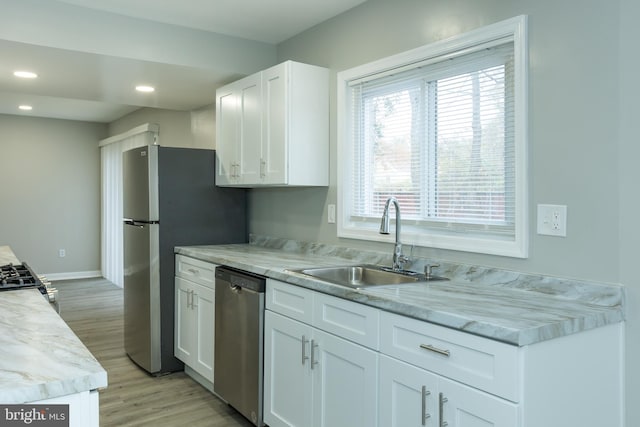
top-left (54, 278), bottom-right (254, 427)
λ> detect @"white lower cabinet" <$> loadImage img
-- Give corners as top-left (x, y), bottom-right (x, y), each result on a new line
top-left (175, 277), bottom-right (215, 380)
top-left (174, 255), bottom-right (217, 389)
top-left (264, 311), bottom-right (378, 427)
top-left (379, 355), bottom-right (517, 427)
top-left (264, 311), bottom-right (312, 427)
top-left (312, 328), bottom-right (378, 427)
top-left (264, 280), bottom-right (624, 427)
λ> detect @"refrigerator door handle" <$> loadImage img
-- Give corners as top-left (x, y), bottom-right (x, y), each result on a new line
top-left (124, 219), bottom-right (160, 227)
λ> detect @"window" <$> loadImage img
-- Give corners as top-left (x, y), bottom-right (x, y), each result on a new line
top-left (337, 16), bottom-right (528, 257)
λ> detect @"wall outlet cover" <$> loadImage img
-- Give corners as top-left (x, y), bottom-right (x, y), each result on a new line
top-left (537, 204), bottom-right (567, 237)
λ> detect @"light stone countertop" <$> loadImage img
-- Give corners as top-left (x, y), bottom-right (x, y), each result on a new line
top-left (0, 246), bottom-right (107, 404)
top-left (176, 237), bottom-right (625, 346)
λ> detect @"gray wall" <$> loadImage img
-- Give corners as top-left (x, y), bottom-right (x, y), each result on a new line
top-left (0, 115), bottom-right (105, 275)
top-left (247, 0), bottom-right (637, 424)
top-left (108, 106), bottom-right (216, 150)
top-left (256, 0), bottom-right (619, 282)
top-left (619, 0), bottom-right (639, 425)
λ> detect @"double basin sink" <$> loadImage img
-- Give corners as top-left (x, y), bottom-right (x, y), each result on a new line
top-left (291, 264), bottom-right (448, 289)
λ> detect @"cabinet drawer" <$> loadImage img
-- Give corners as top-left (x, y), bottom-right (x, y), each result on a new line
top-left (313, 292), bottom-right (379, 350)
top-left (266, 279), bottom-right (313, 325)
top-left (175, 255), bottom-right (216, 289)
top-left (380, 311), bottom-right (520, 402)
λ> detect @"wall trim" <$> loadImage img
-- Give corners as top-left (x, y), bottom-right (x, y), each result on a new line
top-left (98, 123), bottom-right (159, 147)
top-left (45, 270), bottom-right (102, 281)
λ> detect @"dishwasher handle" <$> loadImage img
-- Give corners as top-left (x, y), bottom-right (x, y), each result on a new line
top-left (216, 266), bottom-right (266, 293)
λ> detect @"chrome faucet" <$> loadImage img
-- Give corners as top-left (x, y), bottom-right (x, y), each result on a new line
top-left (379, 197), bottom-right (409, 271)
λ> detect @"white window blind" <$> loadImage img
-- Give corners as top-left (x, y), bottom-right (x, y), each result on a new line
top-left (350, 43), bottom-right (514, 234)
top-left (337, 16), bottom-right (528, 258)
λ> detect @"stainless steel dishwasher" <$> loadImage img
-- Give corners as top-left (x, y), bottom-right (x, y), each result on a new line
top-left (214, 266), bottom-right (266, 427)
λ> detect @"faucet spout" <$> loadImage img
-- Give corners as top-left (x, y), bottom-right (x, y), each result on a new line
top-left (379, 197), bottom-right (408, 271)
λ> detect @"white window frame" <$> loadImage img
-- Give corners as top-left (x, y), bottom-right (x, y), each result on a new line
top-left (336, 15), bottom-right (528, 258)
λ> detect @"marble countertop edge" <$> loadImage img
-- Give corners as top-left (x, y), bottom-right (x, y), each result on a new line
top-left (0, 370), bottom-right (108, 404)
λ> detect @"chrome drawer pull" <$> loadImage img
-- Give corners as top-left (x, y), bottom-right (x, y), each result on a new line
top-left (439, 392), bottom-right (448, 427)
top-left (310, 340), bottom-right (319, 369)
top-left (187, 268), bottom-right (199, 275)
top-left (420, 344), bottom-right (450, 357)
top-left (421, 385), bottom-right (431, 425)
top-left (301, 335), bottom-right (309, 365)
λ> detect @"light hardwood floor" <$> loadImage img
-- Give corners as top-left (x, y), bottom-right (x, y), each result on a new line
top-left (54, 278), bottom-right (254, 427)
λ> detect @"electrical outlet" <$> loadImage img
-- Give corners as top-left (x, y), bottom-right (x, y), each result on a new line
top-left (59, 249), bottom-right (66, 258)
top-left (537, 204), bottom-right (567, 237)
top-left (328, 204), bottom-right (336, 224)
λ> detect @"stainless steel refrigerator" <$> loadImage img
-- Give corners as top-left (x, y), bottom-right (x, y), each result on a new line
top-left (122, 144), bottom-right (246, 375)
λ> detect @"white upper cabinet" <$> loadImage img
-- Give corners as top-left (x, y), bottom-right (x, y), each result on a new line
top-left (215, 60), bottom-right (329, 187)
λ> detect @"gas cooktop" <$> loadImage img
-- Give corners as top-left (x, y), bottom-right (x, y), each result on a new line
top-left (0, 262), bottom-right (59, 311)
top-left (0, 262), bottom-right (40, 291)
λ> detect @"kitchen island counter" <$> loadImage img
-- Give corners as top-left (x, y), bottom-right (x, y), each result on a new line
top-left (176, 238), bottom-right (624, 346)
top-left (0, 245), bottom-right (107, 405)
top-left (0, 288), bottom-right (107, 403)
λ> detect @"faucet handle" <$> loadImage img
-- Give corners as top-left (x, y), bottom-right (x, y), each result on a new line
top-left (424, 264), bottom-right (440, 279)
top-left (397, 254), bottom-right (410, 268)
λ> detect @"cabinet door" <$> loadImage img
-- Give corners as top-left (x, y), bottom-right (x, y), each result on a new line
top-left (264, 311), bottom-right (313, 427)
top-left (379, 355), bottom-right (439, 427)
top-left (312, 328), bottom-right (378, 427)
top-left (380, 354), bottom-right (518, 427)
top-left (216, 85), bottom-right (239, 186)
top-left (216, 74), bottom-right (261, 186)
top-left (238, 74), bottom-right (262, 184)
top-left (174, 277), bottom-right (196, 364)
top-left (262, 62), bottom-right (287, 184)
top-left (438, 378), bottom-right (518, 427)
top-left (193, 283), bottom-right (215, 382)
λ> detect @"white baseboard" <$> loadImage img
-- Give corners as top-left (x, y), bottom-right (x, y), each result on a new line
top-left (43, 270), bottom-right (102, 281)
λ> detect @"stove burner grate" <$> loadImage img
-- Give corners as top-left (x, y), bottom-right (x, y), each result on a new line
top-left (0, 263), bottom-right (40, 290)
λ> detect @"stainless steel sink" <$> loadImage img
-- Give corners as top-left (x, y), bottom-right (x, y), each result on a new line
top-left (291, 264), bottom-right (447, 289)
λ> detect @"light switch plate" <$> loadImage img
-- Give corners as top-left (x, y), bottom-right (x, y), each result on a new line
top-left (537, 204), bottom-right (567, 237)
top-left (328, 204), bottom-right (336, 224)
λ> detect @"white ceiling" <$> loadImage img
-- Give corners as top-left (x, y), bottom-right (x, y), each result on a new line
top-left (0, 0), bottom-right (367, 123)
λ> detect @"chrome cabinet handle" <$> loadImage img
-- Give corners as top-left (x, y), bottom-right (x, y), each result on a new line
top-left (187, 268), bottom-right (199, 275)
top-left (260, 158), bottom-right (266, 178)
top-left (420, 344), bottom-right (451, 357)
top-left (301, 335), bottom-right (309, 365)
top-left (310, 339), bottom-right (319, 369)
top-left (421, 386), bottom-right (431, 425)
top-left (439, 393), bottom-right (448, 427)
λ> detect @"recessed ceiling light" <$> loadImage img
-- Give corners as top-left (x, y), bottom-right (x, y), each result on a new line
top-left (14, 71), bottom-right (38, 79)
top-left (18, 105), bottom-right (33, 111)
top-left (136, 85), bottom-right (155, 93)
